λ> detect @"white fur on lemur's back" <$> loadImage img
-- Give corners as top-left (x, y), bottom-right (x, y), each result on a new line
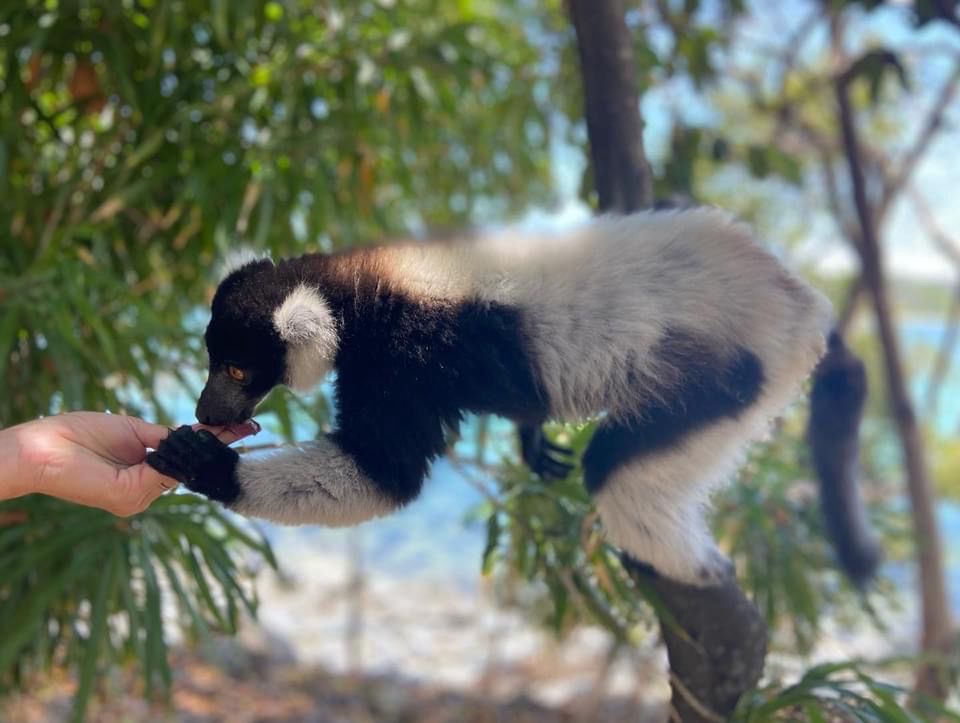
top-left (386, 208), bottom-right (831, 423)
top-left (273, 284), bottom-right (339, 392)
top-left (481, 209), bottom-right (830, 421)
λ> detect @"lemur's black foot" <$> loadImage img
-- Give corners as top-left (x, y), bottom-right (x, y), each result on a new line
top-left (146, 426), bottom-right (241, 505)
top-left (518, 424), bottom-right (575, 480)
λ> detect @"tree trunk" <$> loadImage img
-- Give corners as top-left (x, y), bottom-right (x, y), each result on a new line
top-left (834, 74), bottom-right (954, 701)
top-left (567, 2), bottom-right (768, 719)
top-left (567, 0), bottom-right (652, 213)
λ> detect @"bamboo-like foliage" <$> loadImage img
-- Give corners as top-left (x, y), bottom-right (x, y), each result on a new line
top-left (735, 659), bottom-right (960, 722)
top-left (479, 417), bottom-right (901, 646)
top-left (0, 1), bottom-right (561, 718)
top-left (0, 494), bottom-right (274, 720)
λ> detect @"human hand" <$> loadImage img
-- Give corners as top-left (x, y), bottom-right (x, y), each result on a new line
top-left (6, 412), bottom-right (259, 516)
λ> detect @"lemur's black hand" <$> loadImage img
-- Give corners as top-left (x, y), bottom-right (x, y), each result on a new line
top-left (146, 426), bottom-right (241, 505)
top-left (518, 424), bottom-right (575, 480)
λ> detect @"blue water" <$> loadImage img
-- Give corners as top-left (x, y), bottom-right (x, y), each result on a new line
top-left (900, 316), bottom-right (959, 437)
top-left (163, 318), bottom-right (960, 608)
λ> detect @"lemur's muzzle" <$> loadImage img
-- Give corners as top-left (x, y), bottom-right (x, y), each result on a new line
top-left (196, 374), bottom-right (258, 426)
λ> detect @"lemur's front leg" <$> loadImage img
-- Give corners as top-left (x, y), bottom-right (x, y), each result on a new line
top-left (146, 426), bottom-right (397, 525)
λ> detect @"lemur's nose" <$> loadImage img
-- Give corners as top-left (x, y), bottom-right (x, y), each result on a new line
top-left (195, 391), bottom-right (225, 426)
top-left (196, 385), bottom-right (244, 426)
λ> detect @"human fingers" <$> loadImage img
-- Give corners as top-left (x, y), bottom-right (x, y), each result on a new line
top-left (57, 413), bottom-right (170, 466)
top-left (109, 463), bottom-right (180, 517)
top-left (123, 415), bottom-right (174, 451)
top-left (29, 449), bottom-right (162, 517)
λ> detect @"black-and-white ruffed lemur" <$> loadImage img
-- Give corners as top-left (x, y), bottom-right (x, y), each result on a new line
top-left (147, 207), bottom-right (832, 585)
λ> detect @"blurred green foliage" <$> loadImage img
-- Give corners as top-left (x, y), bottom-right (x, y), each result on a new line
top-left (734, 658), bottom-right (960, 722)
top-left (0, 0), bottom-right (560, 424)
top-left (478, 412), bottom-right (902, 656)
top-left (0, 494), bottom-right (273, 720)
top-left (0, 0), bottom-right (568, 717)
top-left (475, 422), bottom-right (652, 641)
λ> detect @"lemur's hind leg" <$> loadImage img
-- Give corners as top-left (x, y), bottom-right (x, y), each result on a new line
top-left (584, 421), bottom-right (735, 585)
top-left (583, 339), bottom-right (765, 586)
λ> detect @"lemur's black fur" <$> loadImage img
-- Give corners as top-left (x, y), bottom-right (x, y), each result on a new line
top-left (584, 331), bottom-right (764, 494)
top-left (807, 332), bottom-right (882, 586)
top-left (154, 251), bottom-right (552, 507)
top-left (328, 287), bottom-right (548, 504)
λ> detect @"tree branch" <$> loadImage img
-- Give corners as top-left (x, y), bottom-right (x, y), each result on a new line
top-left (833, 27), bottom-right (954, 699)
top-left (924, 285), bottom-right (960, 423)
top-left (877, 60), bottom-right (960, 221)
top-left (911, 188), bottom-right (960, 268)
top-left (567, 0), bottom-right (652, 212)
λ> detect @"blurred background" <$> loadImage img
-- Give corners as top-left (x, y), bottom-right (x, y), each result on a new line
top-left (1, 0), bottom-right (959, 720)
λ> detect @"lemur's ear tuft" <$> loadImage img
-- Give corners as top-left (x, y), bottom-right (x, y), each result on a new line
top-left (217, 248), bottom-right (274, 280)
top-left (273, 285), bottom-right (338, 390)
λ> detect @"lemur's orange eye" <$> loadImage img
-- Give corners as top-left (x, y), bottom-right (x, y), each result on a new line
top-left (228, 366), bottom-right (247, 382)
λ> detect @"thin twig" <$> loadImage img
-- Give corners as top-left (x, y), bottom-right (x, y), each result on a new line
top-left (924, 285), bottom-right (960, 422)
top-left (576, 639), bottom-right (623, 723)
top-left (910, 188), bottom-right (960, 421)
top-left (445, 453), bottom-right (513, 516)
top-left (35, 186), bottom-right (69, 262)
top-left (911, 189), bottom-right (960, 268)
top-left (877, 60), bottom-right (960, 221)
top-left (237, 440), bottom-right (299, 454)
top-left (836, 274), bottom-right (865, 336)
top-left (26, 93), bottom-right (65, 145)
top-left (668, 671), bottom-right (726, 723)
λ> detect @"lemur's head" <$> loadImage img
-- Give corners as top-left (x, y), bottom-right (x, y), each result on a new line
top-left (196, 254), bottom-right (338, 425)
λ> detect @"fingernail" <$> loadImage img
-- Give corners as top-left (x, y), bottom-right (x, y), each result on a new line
top-left (249, 419), bottom-right (261, 434)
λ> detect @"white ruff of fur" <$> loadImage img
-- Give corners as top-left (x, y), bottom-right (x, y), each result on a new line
top-left (217, 248), bottom-right (273, 279)
top-left (273, 284), bottom-right (339, 392)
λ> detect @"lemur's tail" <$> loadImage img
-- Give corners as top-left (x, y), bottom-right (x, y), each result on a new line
top-left (807, 330), bottom-right (883, 587)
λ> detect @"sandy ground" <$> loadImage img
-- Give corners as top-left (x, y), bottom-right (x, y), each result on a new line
top-left (3, 651), bottom-right (658, 723)
top-left (4, 534), bottom-right (670, 722)
top-left (3, 532), bottom-right (922, 722)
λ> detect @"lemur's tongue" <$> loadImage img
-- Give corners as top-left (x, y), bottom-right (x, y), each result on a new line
top-left (228, 419), bottom-right (261, 438)
top-left (194, 419), bottom-right (261, 443)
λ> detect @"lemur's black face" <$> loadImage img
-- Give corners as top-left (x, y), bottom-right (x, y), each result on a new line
top-left (196, 261), bottom-right (288, 426)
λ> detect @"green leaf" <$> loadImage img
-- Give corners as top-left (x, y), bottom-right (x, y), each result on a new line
top-left (70, 546), bottom-right (120, 723)
top-left (481, 512), bottom-right (500, 575)
top-left (803, 701), bottom-right (829, 723)
top-left (747, 145), bottom-right (770, 179)
top-left (846, 49), bottom-right (909, 105)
